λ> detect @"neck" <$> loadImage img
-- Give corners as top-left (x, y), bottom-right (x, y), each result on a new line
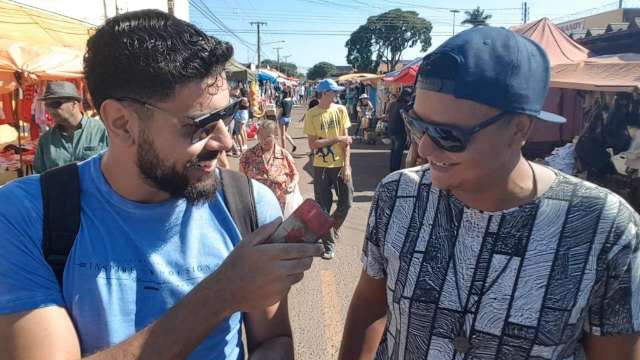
top-left (319, 98), bottom-right (332, 109)
top-left (451, 157), bottom-right (541, 212)
top-left (101, 149), bottom-right (171, 203)
top-left (261, 143), bottom-right (275, 153)
top-left (58, 112), bottom-right (84, 133)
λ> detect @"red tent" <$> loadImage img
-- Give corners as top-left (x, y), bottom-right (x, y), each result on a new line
top-left (383, 58), bottom-right (422, 85)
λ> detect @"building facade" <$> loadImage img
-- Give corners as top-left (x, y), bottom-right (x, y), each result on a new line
top-left (556, 8), bottom-right (640, 55)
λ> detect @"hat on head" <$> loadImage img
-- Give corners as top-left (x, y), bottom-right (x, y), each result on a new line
top-left (416, 26), bottom-right (565, 124)
top-left (316, 79), bottom-right (345, 93)
top-left (38, 81), bottom-right (81, 101)
top-left (359, 93), bottom-right (369, 99)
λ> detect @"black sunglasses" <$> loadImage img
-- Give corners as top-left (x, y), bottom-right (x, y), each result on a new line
top-left (116, 97), bottom-right (240, 144)
top-left (400, 108), bottom-right (508, 153)
top-left (44, 99), bottom-right (74, 109)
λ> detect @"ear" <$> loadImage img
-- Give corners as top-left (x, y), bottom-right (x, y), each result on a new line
top-left (509, 115), bottom-right (535, 148)
top-left (99, 99), bottom-right (138, 146)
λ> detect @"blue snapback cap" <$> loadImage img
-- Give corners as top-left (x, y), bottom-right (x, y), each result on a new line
top-left (316, 79), bottom-right (345, 93)
top-left (417, 26), bottom-right (565, 124)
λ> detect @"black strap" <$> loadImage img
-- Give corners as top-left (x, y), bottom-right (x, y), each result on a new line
top-left (220, 169), bottom-right (258, 238)
top-left (40, 163), bottom-right (81, 287)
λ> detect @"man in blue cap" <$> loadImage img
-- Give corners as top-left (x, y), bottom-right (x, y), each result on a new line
top-left (303, 79), bottom-right (353, 259)
top-left (340, 26), bottom-right (640, 359)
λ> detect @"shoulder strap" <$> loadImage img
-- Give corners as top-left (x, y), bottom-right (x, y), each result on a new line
top-left (220, 169), bottom-right (258, 239)
top-left (40, 163), bottom-right (81, 287)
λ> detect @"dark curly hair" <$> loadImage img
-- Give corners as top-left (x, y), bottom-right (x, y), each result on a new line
top-left (84, 9), bottom-right (233, 113)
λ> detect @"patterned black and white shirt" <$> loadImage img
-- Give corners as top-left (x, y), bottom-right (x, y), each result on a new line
top-left (362, 166), bottom-right (640, 360)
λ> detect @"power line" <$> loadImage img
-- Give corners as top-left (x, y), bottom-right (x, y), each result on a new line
top-left (189, 0), bottom-right (256, 53)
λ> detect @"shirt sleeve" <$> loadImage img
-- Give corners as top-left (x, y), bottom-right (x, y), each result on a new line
top-left (585, 198), bottom-right (640, 336)
top-left (32, 135), bottom-right (48, 174)
top-left (0, 177), bottom-right (64, 315)
top-left (303, 111), bottom-right (317, 137)
top-left (251, 180), bottom-right (283, 226)
top-left (361, 182), bottom-right (389, 279)
top-left (239, 153), bottom-right (249, 175)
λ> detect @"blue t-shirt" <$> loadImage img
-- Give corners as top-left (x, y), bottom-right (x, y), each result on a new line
top-left (0, 154), bottom-right (282, 359)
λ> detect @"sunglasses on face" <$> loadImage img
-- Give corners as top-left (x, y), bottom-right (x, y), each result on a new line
top-left (44, 99), bottom-right (73, 109)
top-left (116, 97), bottom-right (240, 144)
top-left (400, 108), bottom-right (508, 153)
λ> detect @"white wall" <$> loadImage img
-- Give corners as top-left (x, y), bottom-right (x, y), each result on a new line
top-left (15, 0), bottom-right (189, 25)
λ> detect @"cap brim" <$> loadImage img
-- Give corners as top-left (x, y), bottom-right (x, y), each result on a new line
top-left (536, 111), bottom-right (566, 124)
top-left (332, 86), bottom-right (345, 92)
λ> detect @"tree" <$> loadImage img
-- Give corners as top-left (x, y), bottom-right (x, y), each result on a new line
top-left (345, 9), bottom-right (432, 73)
top-left (260, 59), bottom-right (298, 76)
top-left (461, 7), bottom-right (492, 27)
top-left (307, 62), bottom-right (335, 80)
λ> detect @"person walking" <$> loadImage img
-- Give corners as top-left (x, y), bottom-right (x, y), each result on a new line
top-left (340, 26), bottom-right (640, 360)
top-left (387, 88), bottom-right (412, 172)
top-left (240, 120), bottom-right (299, 210)
top-left (277, 90), bottom-right (297, 153)
top-left (303, 79), bottom-right (353, 259)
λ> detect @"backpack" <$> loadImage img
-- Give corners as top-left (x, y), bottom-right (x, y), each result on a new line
top-left (39, 163), bottom-right (258, 286)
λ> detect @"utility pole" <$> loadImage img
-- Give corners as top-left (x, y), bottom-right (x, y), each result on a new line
top-left (102, 0), bottom-right (108, 21)
top-left (115, 0), bottom-right (119, 15)
top-left (522, 2), bottom-right (529, 24)
top-left (619, 0), bottom-right (624, 8)
top-left (282, 55), bottom-right (292, 75)
top-left (450, 10), bottom-right (460, 36)
top-left (167, 0), bottom-right (175, 15)
top-left (250, 22), bottom-right (267, 68)
top-left (273, 47), bottom-right (283, 71)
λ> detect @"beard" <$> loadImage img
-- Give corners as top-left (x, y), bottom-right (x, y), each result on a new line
top-left (136, 129), bottom-right (220, 206)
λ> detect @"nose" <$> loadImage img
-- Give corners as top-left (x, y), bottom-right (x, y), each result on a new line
top-left (418, 133), bottom-right (441, 160)
top-left (203, 121), bottom-right (234, 151)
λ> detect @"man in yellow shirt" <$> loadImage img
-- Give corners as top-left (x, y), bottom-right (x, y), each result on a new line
top-left (304, 79), bottom-right (353, 259)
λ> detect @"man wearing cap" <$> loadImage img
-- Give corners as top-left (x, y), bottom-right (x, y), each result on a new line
top-left (33, 81), bottom-right (109, 173)
top-left (340, 27), bottom-right (640, 359)
top-left (303, 79), bottom-right (353, 259)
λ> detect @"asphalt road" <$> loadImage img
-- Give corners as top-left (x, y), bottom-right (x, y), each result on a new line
top-left (227, 104), bottom-right (393, 359)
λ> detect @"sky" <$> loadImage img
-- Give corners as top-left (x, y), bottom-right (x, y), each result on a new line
top-left (192, 0), bottom-right (640, 72)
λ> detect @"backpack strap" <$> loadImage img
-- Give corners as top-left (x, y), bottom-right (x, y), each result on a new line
top-left (220, 169), bottom-right (258, 238)
top-left (40, 163), bottom-right (81, 287)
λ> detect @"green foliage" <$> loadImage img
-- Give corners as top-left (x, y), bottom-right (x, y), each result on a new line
top-left (461, 7), bottom-right (492, 27)
top-left (307, 62), bottom-right (336, 80)
top-left (261, 59), bottom-right (298, 77)
top-left (345, 9), bottom-right (432, 73)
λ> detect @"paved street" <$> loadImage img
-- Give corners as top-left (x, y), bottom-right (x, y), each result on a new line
top-left (228, 105), bottom-right (392, 359)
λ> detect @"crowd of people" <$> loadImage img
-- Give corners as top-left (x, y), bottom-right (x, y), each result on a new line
top-left (1, 9), bottom-right (639, 360)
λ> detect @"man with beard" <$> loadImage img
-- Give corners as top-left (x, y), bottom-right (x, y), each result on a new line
top-left (33, 81), bottom-right (109, 173)
top-left (340, 27), bottom-right (640, 359)
top-left (0, 10), bottom-right (323, 360)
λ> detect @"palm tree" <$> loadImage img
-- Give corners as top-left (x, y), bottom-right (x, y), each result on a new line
top-left (461, 7), bottom-right (492, 27)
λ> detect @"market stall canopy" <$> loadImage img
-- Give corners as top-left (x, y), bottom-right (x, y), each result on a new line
top-left (383, 58), bottom-right (422, 85)
top-left (0, 0), bottom-right (93, 50)
top-left (257, 69), bottom-right (279, 83)
top-left (0, 40), bottom-right (84, 94)
top-left (337, 73), bottom-right (380, 82)
top-left (511, 18), bottom-right (590, 66)
top-left (550, 54), bottom-right (640, 92)
top-left (226, 58), bottom-right (255, 82)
